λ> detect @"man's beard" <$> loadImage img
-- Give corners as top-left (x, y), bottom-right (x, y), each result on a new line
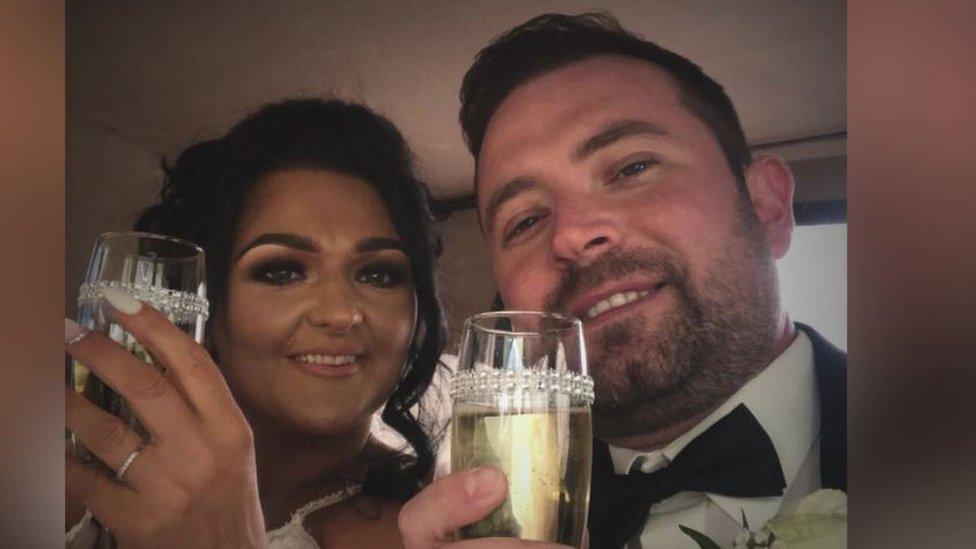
top-left (544, 208), bottom-right (780, 439)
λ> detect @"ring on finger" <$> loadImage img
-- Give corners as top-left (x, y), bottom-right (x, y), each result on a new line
top-left (115, 440), bottom-right (148, 482)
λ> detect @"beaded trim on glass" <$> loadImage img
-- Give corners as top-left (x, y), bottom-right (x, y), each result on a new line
top-left (78, 281), bottom-right (209, 324)
top-left (450, 368), bottom-right (595, 406)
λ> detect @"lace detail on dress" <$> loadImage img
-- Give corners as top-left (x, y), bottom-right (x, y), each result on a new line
top-left (66, 485), bottom-right (363, 549)
top-left (65, 512), bottom-right (97, 549)
top-left (266, 484), bottom-right (363, 549)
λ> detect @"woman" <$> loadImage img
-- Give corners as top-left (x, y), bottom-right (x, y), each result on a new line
top-left (65, 98), bottom-right (446, 547)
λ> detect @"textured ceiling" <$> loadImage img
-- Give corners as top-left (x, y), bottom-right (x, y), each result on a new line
top-left (68, 0), bottom-right (845, 200)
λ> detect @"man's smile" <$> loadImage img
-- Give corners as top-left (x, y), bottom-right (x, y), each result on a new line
top-left (569, 279), bottom-right (670, 328)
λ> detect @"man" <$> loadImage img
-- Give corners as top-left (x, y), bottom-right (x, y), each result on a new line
top-left (400, 12), bottom-right (845, 549)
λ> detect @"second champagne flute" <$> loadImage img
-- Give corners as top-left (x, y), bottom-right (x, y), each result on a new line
top-left (450, 311), bottom-right (594, 547)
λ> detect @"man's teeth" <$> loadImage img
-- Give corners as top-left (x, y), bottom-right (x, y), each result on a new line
top-left (294, 354), bottom-right (356, 366)
top-left (586, 290), bottom-right (650, 320)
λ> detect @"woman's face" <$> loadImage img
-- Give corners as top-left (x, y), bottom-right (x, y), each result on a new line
top-left (212, 168), bottom-right (416, 435)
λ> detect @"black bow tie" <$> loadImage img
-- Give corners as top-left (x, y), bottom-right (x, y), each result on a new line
top-left (587, 404), bottom-right (786, 548)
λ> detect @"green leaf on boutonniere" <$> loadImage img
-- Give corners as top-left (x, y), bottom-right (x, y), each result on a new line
top-left (741, 508), bottom-right (750, 530)
top-left (678, 525), bottom-right (723, 549)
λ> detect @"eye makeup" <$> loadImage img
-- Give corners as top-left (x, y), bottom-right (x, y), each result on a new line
top-left (248, 256), bottom-right (308, 286)
top-left (355, 259), bottom-right (411, 288)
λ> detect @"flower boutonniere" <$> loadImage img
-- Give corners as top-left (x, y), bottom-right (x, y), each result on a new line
top-left (680, 489), bottom-right (847, 548)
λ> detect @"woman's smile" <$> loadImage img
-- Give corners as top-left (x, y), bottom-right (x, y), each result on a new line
top-left (289, 354), bottom-right (361, 378)
top-left (288, 346), bottom-right (368, 378)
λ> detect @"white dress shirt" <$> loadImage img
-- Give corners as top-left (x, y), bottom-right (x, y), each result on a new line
top-left (606, 330), bottom-right (820, 548)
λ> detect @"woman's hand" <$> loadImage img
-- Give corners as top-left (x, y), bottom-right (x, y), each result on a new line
top-left (65, 287), bottom-right (266, 548)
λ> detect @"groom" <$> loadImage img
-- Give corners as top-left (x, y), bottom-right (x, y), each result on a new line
top-left (401, 12), bottom-right (846, 548)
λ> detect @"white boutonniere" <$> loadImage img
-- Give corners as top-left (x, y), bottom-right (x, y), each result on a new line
top-left (679, 489), bottom-right (847, 548)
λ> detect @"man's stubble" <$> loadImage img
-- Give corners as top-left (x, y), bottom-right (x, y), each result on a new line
top-left (546, 198), bottom-right (781, 439)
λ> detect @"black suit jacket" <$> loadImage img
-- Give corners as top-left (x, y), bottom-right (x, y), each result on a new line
top-left (588, 324), bottom-right (847, 543)
top-left (797, 322), bottom-right (847, 491)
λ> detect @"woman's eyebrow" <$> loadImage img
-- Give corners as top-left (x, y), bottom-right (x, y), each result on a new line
top-left (235, 233), bottom-right (318, 260)
top-left (354, 237), bottom-right (406, 254)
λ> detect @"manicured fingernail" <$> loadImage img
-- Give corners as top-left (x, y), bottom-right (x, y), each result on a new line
top-left (464, 467), bottom-right (505, 501)
top-left (102, 286), bottom-right (143, 315)
top-left (65, 318), bottom-right (88, 345)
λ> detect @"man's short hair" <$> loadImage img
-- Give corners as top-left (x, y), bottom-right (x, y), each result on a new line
top-left (459, 12), bottom-right (753, 181)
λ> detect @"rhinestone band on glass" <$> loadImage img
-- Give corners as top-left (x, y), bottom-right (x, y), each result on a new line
top-left (450, 368), bottom-right (595, 406)
top-left (78, 281), bottom-right (209, 324)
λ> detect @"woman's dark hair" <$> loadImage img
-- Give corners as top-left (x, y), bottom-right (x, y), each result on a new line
top-left (460, 12), bottom-right (752, 186)
top-left (134, 98), bottom-right (446, 499)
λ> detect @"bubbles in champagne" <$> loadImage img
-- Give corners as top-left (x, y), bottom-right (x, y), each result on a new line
top-left (451, 405), bottom-right (592, 546)
top-left (67, 287), bottom-right (206, 464)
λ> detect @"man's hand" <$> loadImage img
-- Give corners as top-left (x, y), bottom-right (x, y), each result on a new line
top-left (398, 467), bottom-right (572, 549)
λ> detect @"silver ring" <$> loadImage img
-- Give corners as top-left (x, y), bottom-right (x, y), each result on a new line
top-left (115, 441), bottom-right (148, 481)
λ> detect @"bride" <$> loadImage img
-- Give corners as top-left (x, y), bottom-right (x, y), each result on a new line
top-left (65, 98), bottom-right (447, 547)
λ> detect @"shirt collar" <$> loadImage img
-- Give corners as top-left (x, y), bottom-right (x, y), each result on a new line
top-left (606, 328), bottom-right (819, 527)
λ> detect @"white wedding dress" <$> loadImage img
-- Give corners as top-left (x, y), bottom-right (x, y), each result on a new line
top-left (66, 485), bottom-right (362, 549)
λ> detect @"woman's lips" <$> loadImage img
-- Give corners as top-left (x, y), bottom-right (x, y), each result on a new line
top-left (289, 353), bottom-right (361, 378)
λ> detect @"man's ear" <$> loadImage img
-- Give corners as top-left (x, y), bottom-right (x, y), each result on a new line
top-left (744, 155), bottom-right (795, 259)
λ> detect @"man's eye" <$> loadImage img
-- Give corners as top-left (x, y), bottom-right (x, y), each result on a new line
top-left (504, 214), bottom-right (546, 243)
top-left (251, 260), bottom-right (306, 286)
top-left (617, 160), bottom-right (652, 179)
top-left (356, 263), bottom-right (408, 288)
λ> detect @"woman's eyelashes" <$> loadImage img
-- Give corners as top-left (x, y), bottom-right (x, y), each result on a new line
top-left (250, 258), bottom-right (307, 286)
top-left (355, 261), bottom-right (409, 288)
top-left (245, 249), bottom-right (409, 289)
top-left (249, 259), bottom-right (408, 288)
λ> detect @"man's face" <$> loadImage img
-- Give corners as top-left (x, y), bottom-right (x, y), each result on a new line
top-left (476, 55), bottom-right (792, 438)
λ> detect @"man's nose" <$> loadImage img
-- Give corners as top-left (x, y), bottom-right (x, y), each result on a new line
top-left (304, 279), bottom-right (363, 332)
top-left (550, 200), bottom-right (622, 266)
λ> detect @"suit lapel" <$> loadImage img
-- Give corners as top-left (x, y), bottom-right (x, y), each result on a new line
top-left (796, 323), bottom-right (847, 491)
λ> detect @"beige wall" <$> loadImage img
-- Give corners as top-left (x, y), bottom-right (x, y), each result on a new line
top-left (434, 208), bottom-right (496, 350)
top-left (65, 121), bottom-right (161, 317)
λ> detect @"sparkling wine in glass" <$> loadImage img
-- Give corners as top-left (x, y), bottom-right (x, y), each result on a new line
top-left (67, 231), bottom-right (208, 547)
top-left (450, 311), bottom-right (594, 547)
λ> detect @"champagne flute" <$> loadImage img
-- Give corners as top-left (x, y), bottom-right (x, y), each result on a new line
top-left (67, 231), bottom-right (208, 547)
top-left (450, 311), bottom-right (594, 547)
